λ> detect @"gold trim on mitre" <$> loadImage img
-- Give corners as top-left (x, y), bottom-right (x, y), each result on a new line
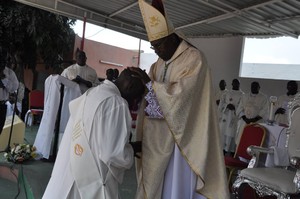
top-left (138, 0), bottom-right (174, 42)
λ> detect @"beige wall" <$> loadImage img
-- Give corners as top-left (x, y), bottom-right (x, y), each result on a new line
top-left (74, 35), bottom-right (140, 79)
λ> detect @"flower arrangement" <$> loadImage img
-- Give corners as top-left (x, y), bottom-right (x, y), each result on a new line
top-left (4, 144), bottom-right (37, 163)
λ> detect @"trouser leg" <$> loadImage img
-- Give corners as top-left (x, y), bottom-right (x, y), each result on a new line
top-left (0, 104), bottom-right (7, 134)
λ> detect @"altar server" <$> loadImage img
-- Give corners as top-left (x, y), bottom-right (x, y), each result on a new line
top-left (61, 49), bottom-right (100, 93)
top-left (275, 80), bottom-right (298, 126)
top-left (236, 82), bottom-right (268, 144)
top-left (219, 79), bottom-right (244, 155)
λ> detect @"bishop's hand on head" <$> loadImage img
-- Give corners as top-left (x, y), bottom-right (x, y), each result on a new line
top-left (127, 67), bottom-right (151, 85)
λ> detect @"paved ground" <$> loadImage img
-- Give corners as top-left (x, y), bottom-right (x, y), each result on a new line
top-left (0, 125), bottom-right (137, 199)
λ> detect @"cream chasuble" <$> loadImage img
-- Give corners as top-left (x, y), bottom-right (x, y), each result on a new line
top-left (135, 41), bottom-right (229, 199)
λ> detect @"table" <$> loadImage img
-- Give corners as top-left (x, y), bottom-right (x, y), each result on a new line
top-left (259, 123), bottom-right (289, 167)
top-left (260, 123), bottom-right (287, 148)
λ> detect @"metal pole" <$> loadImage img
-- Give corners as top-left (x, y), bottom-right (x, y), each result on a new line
top-left (137, 39), bottom-right (141, 67)
top-left (80, 12), bottom-right (87, 51)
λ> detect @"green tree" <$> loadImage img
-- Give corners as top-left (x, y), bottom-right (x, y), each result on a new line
top-left (0, 0), bottom-right (75, 86)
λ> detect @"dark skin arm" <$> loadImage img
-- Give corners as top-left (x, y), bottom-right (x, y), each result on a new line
top-left (127, 67), bottom-right (151, 85)
top-left (72, 75), bottom-right (93, 88)
top-left (275, 108), bottom-right (285, 115)
top-left (226, 103), bottom-right (235, 111)
top-left (242, 115), bottom-right (262, 124)
top-left (125, 67), bottom-right (152, 156)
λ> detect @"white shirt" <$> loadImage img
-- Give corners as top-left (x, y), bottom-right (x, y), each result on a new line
top-left (0, 67), bottom-right (19, 101)
top-left (61, 63), bottom-right (100, 93)
top-left (275, 93), bottom-right (297, 125)
top-left (237, 92), bottom-right (268, 119)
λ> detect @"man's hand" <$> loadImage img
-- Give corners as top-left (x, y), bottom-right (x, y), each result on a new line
top-left (226, 104), bottom-right (235, 111)
top-left (129, 141), bottom-right (142, 159)
top-left (128, 67), bottom-right (151, 85)
top-left (72, 75), bottom-right (81, 83)
top-left (242, 115), bottom-right (250, 124)
top-left (275, 108), bottom-right (286, 115)
top-left (72, 75), bottom-right (92, 88)
top-left (250, 116), bottom-right (262, 123)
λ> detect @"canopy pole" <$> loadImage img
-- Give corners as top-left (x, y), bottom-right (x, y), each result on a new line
top-left (137, 39), bottom-right (141, 67)
top-left (80, 12), bottom-right (87, 51)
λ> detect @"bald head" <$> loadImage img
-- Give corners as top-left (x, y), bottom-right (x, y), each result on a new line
top-left (75, 50), bottom-right (87, 66)
top-left (287, 81), bottom-right (298, 95)
top-left (251, 82), bottom-right (260, 94)
top-left (219, 80), bottom-right (226, 90)
top-left (232, 79), bottom-right (240, 90)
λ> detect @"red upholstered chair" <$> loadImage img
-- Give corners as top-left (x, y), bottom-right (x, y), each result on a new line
top-left (25, 90), bottom-right (44, 126)
top-left (225, 123), bottom-right (266, 191)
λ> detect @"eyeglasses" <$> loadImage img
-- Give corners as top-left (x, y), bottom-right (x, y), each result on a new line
top-left (150, 38), bottom-right (168, 50)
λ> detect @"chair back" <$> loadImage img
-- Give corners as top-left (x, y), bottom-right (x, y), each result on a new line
top-left (29, 90), bottom-right (44, 109)
top-left (235, 124), bottom-right (266, 160)
top-left (288, 107), bottom-right (300, 158)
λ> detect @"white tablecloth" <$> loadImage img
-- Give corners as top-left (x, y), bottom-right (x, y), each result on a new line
top-left (260, 123), bottom-right (287, 148)
top-left (259, 123), bottom-right (289, 167)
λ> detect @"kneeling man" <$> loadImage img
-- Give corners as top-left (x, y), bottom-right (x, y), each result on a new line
top-left (43, 67), bottom-right (146, 199)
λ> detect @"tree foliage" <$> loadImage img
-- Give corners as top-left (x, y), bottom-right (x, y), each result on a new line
top-left (0, 0), bottom-right (76, 75)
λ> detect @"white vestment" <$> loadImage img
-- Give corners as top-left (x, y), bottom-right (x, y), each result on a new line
top-left (218, 89), bottom-right (244, 152)
top-left (274, 94), bottom-right (297, 126)
top-left (42, 80), bottom-right (133, 199)
top-left (34, 75), bottom-right (81, 159)
top-left (215, 89), bottom-right (228, 103)
top-left (61, 63), bottom-right (100, 93)
top-left (236, 92), bottom-right (268, 144)
top-left (6, 101), bottom-right (21, 117)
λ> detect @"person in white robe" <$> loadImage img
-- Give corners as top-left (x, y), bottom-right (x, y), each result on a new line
top-left (236, 81), bottom-right (268, 144)
top-left (216, 79), bottom-right (228, 106)
top-left (0, 53), bottom-right (19, 134)
top-left (61, 49), bottom-right (100, 93)
top-left (42, 68), bottom-right (146, 199)
top-left (33, 75), bottom-right (82, 159)
top-left (5, 93), bottom-right (21, 117)
top-left (274, 80), bottom-right (298, 126)
top-left (132, 1), bottom-right (230, 199)
top-left (218, 79), bottom-right (244, 155)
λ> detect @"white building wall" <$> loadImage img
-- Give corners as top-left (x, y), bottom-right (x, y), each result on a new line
top-left (189, 37), bottom-right (289, 97)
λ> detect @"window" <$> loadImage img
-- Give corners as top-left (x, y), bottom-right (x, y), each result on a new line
top-left (240, 37), bottom-right (300, 80)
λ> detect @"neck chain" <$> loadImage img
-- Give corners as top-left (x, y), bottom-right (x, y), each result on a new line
top-left (163, 62), bottom-right (170, 82)
top-left (161, 46), bottom-right (189, 82)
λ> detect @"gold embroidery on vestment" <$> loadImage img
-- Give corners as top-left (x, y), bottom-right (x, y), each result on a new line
top-left (74, 144), bottom-right (84, 156)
